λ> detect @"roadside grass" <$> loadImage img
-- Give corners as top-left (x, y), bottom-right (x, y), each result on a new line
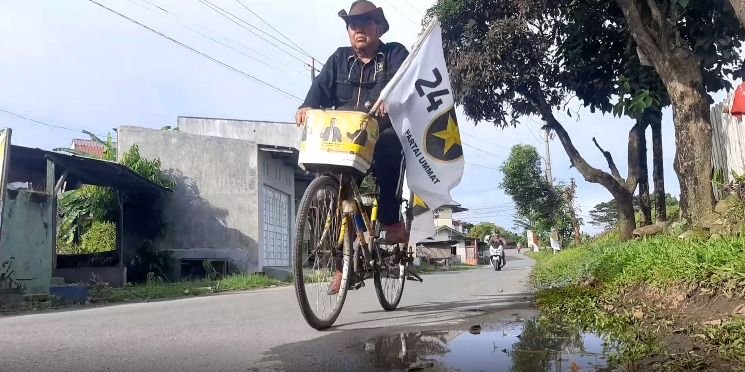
top-left (92, 274), bottom-right (288, 303)
top-left (531, 234), bottom-right (745, 296)
top-left (531, 233), bottom-right (745, 367)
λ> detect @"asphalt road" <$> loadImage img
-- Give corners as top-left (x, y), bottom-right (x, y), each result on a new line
top-left (0, 251), bottom-right (535, 372)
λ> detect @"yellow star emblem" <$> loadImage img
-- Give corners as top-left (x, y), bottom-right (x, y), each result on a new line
top-left (432, 113), bottom-right (461, 155)
top-left (413, 194), bottom-right (428, 209)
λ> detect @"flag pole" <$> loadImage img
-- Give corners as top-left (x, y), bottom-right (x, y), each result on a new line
top-left (368, 18), bottom-right (440, 116)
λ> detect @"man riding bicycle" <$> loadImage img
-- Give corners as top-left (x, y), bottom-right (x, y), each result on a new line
top-left (295, 1), bottom-right (409, 294)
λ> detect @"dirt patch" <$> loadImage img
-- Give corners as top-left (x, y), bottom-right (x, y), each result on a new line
top-left (605, 284), bottom-right (744, 370)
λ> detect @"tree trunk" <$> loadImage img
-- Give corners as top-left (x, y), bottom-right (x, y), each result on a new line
top-left (651, 114), bottom-right (667, 222)
top-left (568, 179), bottom-right (582, 245)
top-left (730, 0), bottom-right (745, 28)
top-left (615, 0), bottom-right (715, 224)
top-left (637, 119), bottom-right (652, 226)
top-left (536, 104), bottom-right (635, 240)
top-left (615, 190), bottom-right (636, 239)
top-left (669, 81), bottom-right (714, 223)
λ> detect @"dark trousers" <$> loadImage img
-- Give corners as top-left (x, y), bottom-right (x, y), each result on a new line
top-left (373, 125), bottom-right (405, 225)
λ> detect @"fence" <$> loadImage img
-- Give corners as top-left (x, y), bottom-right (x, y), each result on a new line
top-left (711, 92), bottom-right (745, 199)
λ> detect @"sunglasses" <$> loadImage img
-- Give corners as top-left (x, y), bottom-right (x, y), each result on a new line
top-left (346, 17), bottom-right (376, 29)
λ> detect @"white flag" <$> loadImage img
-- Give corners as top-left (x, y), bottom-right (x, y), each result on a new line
top-left (380, 20), bottom-right (464, 244)
top-left (408, 193), bottom-right (435, 249)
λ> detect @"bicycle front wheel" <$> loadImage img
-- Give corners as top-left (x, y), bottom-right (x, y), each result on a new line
top-left (293, 175), bottom-right (353, 330)
top-left (373, 243), bottom-right (406, 311)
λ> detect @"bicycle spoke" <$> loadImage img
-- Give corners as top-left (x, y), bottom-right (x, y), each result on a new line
top-left (300, 183), bottom-right (344, 321)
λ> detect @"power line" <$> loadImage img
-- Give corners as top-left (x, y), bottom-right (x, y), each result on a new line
top-left (233, 0), bottom-right (322, 66)
top-left (401, 0), bottom-right (425, 16)
top-left (134, 0), bottom-right (306, 76)
top-left (457, 211), bottom-right (517, 218)
top-left (0, 109), bottom-right (81, 133)
top-left (464, 143), bottom-right (502, 158)
top-left (87, 0), bottom-right (302, 102)
top-left (467, 162), bottom-right (500, 171)
top-left (457, 204), bottom-right (516, 212)
top-left (457, 207), bottom-right (516, 216)
top-left (0, 109), bottom-right (110, 138)
top-left (198, 0), bottom-right (317, 72)
top-left (380, 0), bottom-right (420, 26)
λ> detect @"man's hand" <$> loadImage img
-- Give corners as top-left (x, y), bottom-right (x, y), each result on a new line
top-left (295, 107), bottom-right (311, 127)
top-left (377, 101), bottom-right (388, 117)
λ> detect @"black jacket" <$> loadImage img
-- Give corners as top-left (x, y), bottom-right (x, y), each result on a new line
top-left (300, 42), bottom-right (409, 113)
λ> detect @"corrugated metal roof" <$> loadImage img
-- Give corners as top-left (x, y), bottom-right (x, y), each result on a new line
top-left (10, 145), bottom-right (170, 195)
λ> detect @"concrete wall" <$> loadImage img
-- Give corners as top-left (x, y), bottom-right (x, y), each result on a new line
top-left (257, 151), bottom-right (295, 269)
top-left (434, 207), bottom-right (454, 228)
top-left (0, 190), bottom-right (53, 295)
top-left (178, 117), bottom-right (301, 149)
top-left (118, 126), bottom-right (261, 273)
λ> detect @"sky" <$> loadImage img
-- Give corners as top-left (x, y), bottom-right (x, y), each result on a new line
top-left (0, 0), bottom-right (735, 234)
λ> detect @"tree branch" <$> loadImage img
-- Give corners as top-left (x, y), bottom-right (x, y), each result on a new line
top-left (592, 137), bottom-right (624, 182)
top-left (645, 0), bottom-right (664, 32)
top-left (528, 86), bottom-right (629, 197)
top-left (615, 0), bottom-right (665, 66)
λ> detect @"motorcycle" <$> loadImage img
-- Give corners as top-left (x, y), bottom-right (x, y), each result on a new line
top-left (489, 246), bottom-right (503, 271)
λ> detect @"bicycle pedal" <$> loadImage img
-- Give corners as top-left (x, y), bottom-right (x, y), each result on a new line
top-left (407, 276), bottom-right (424, 282)
top-left (352, 281), bottom-right (365, 290)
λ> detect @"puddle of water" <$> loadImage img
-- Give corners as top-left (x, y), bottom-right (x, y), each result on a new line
top-left (365, 318), bottom-right (611, 371)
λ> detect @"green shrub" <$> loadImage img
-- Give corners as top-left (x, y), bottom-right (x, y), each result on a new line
top-left (81, 221), bottom-right (117, 253)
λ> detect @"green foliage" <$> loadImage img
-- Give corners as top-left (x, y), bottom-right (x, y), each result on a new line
top-left (590, 194), bottom-right (681, 230)
top-left (589, 200), bottom-right (619, 230)
top-left (57, 141), bottom-right (173, 261)
top-left (466, 222), bottom-right (526, 246)
top-left (213, 274), bottom-right (283, 292)
top-left (81, 221), bottom-right (117, 254)
top-left (500, 145), bottom-right (563, 226)
top-left (500, 145), bottom-right (574, 244)
top-left (57, 185), bottom-right (117, 248)
top-left (466, 222), bottom-right (499, 241)
top-left (91, 274), bottom-right (287, 303)
top-left (128, 241), bottom-right (173, 282)
top-left (119, 145), bottom-right (175, 189)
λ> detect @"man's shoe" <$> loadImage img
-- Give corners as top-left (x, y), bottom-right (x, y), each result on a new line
top-left (381, 222), bottom-right (410, 244)
top-left (327, 270), bottom-right (343, 295)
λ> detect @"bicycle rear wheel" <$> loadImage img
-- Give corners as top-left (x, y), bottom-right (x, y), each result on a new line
top-left (373, 243), bottom-right (406, 311)
top-left (293, 175), bottom-right (353, 330)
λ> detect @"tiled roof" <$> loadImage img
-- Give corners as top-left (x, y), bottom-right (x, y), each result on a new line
top-left (72, 139), bottom-right (115, 159)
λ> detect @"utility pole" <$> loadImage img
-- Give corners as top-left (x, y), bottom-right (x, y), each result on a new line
top-left (566, 178), bottom-right (582, 245)
top-left (310, 58), bottom-right (316, 81)
top-left (544, 125), bottom-right (559, 251)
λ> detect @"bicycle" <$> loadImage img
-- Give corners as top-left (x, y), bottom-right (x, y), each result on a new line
top-left (293, 109), bottom-right (423, 330)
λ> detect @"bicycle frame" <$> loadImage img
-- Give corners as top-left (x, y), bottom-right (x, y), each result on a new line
top-left (315, 172), bottom-right (421, 292)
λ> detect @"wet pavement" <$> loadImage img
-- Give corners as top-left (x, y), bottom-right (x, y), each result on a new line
top-left (0, 251), bottom-right (545, 371)
top-left (365, 316), bottom-right (611, 372)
